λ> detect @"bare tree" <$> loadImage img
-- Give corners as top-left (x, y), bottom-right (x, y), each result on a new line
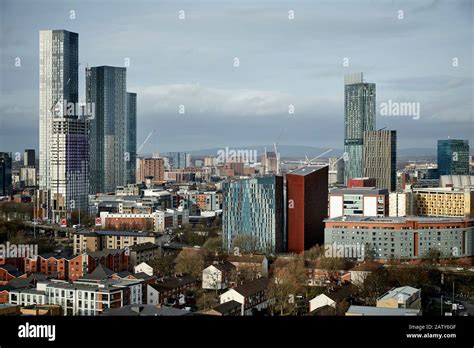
top-left (175, 248), bottom-right (206, 278)
top-left (268, 256), bottom-right (307, 316)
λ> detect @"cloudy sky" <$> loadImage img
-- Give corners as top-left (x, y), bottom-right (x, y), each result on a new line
top-left (0, 0), bottom-right (472, 155)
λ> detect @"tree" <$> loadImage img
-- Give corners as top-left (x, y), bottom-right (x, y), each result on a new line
top-left (195, 289), bottom-right (220, 311)
top-left (357, 268), bottom-right (391, 305)
top-left (175, 248), bottom-right (206, 279)
top-left (149, 254), bottom-right (175, 277)
top-left (202, 236), bottom-right (223, 254)
top-left (231, 234), bottom-right (259, 254)
top-left (268, 256), bottom-right (307, 316)
top-left (304, 245), bottom-right (325, 260)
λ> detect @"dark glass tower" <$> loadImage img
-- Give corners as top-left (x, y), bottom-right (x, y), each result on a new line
top-left (437, 139), bottom-right (469, 176)
top-left (344, 73), bottom-right (376, 184)
top-left (86, 66), bottom-right (136, 193)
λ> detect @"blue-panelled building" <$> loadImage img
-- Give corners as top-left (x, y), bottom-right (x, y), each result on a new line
top-left (223, 176), bottom-right (284, 254)
top-left (437, 139), bottom-right (470, 176)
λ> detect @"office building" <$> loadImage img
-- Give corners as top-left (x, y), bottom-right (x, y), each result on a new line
top-left (325, 216), bottom-right (474, 260)
top-left (86, 66), bottom-right (136, 193)
top-left (24, 149), bottom-right (35, 167)
top-left (287, 166), bottom-right (328, 253)
top-left (223, 176), bottom-right (284, 253)
top-left (363, 130), bottom-right (397, 192)
top-left (0, 152), bottom-right (12, 196)
top-left (329, 187), bottom-right (388, 218)
top-left (19, 167), bottom-right (37, 187)
top-left (438, 139), bottom-right (470, 176)
top-left (344, 73), bottom-right (376, 184)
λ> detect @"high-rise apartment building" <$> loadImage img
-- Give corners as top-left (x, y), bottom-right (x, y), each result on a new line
top-left (86, 66), bottom-right (137, 193)
top-left (363, 130), bottom-right (397, 192)
top-left (223, 176), bottom-right (284, 254)
top-left (287, 166), bottom-right (328, 253)
top-left (437, 139), bottom-right (469, 176)
top-left (138, 157), bottom-right (165, 184)
top-left (49, 117), bottom-right (89, 218)
top-left (344, 73), bottom-right (376, 184)
top-left (39, 30), bottom-right (88, 221)
top-left (126, 92), bottom-right (137, 185)
top-left (39, 30), bottom-right (79, 191)
top-left (0, 152), bottom-right (12, 196)
top-left (166, 152), bottom-right (190, 169)
top-left (24, 149), bottom-right (35, 167)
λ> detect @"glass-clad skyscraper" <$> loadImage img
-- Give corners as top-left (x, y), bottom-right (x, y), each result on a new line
top-left (86, 66), bottom-right (136, 193)
top-left (39, 30), bottom-right (88, 221)
top-left (437, 139), bottom-right (470, 176)
top-left (222, 176), bottom-right (284, 254)
top-left (344, 73), bottom-right (376, 184)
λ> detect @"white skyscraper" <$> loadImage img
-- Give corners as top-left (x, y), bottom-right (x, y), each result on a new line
top-left (39, 30), bottom-right (89, 222)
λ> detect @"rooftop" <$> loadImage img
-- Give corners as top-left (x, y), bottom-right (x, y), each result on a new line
top-left (325, 216), bottom-right (471, 224)
top-left (330, 187), bottom-right (388, 195)
top-left (288, 165), bottom-right (327, 177)
top-left (102, 305), bottom-right (191, 316)
top-left (346, 305), bottom-right (421, 316)
top-left (232, 277), bottom-right (270, 297)
top-left (377, 286), bottom-right (420, 302)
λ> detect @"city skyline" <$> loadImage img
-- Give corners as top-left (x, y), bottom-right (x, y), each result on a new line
top-left (0, 0), bottom-right (473, 155)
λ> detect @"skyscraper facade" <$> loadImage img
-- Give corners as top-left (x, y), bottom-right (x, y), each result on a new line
top-left (86, 66), bottom-right (136, 193)
top-left (223, 176), bottom-right (284, 253)
top-left (39, 30), bottom-right (88, 221)
top-left (287, 166), bottom-right (328, 253)
top-left (24, 149), bottom-right (35, 167)
top-left (39, 30), bottom-right (79, 191)
top-left (166, 152), bottom-right (190, 169)
top-left (344, 72), bottom-right (376, 184)
top-left (437, 139), bottom-right (470, 176)
top-left (363, 130), bottom-right (397, 192)
top-left (49, 117), bottom-right (89, 218)
top-left (126, 92), bottom-right (137, 185)
top-left (0, 152), bottom-right (12, 196)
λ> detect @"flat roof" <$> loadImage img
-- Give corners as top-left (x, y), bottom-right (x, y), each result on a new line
top-left (346, 305), bottom-right (420, 316)
top-left (288, 165), bottom-right (327, 176)
top-left (378, 286), bottom-right (420, 302)
top-left (330, 187), bottom-right (388, 195)
top-left (325, 216), bottom-right (471, 223)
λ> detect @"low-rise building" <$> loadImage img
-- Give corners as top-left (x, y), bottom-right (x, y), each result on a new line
top-left (227, 254), bottom-right (268, 278)
top-left (147, 275), bottom-right (198, 307)
top-left (73, 230), bottom-right (158, 255)
top-left (325, 216), bottom-right (474, 260)
top-left (345, 305), bottom-right (421, 316)
top-left (128, 243), bottom-right (160, 267)
top-left (376, 286), bottom-right (421, 309)
top-left (202, 262), bottom-right (236, 290)
top-left (219, 277), bottom-right (270, 316)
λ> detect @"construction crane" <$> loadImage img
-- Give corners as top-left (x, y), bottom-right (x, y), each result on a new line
top-left (137, 129), bottom-right (157, 154)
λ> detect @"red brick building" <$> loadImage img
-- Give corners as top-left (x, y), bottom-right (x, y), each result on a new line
top-left (348, 177), bottom-right (376, 188)
top-left (287, 165), bottom-right (328, 253)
